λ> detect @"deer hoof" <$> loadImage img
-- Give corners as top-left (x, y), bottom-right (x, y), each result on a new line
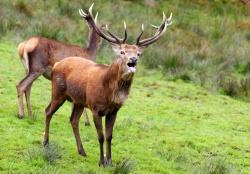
top-left (43, 140), bottom-right (49, 147)
top-left (78, 149), bottom-right (87, 157)
top-left (100, 158), bottom-right (112, 167)
top-left (18, 114), bottom-right (24, 119)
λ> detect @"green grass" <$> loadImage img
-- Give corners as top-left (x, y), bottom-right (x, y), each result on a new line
top-left (1, 42), bottom-right (250, 173)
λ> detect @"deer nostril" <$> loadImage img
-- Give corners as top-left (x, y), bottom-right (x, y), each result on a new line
top-left (130, 57), bottom-right (137, 64)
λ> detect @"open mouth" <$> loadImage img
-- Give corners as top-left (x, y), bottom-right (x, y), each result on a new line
top-left (127, 62), bottom-right (137, 73)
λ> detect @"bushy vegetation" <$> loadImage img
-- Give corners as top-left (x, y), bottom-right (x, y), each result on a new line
top-left (0, 0), bottom-right (249, 98)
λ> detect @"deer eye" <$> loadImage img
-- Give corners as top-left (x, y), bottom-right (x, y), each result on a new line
top-left (137, 53), bottom-right (141, 57)
top-left (120, 51), bottom-right (125, 55)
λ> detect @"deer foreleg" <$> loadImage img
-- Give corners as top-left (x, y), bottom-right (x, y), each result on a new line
top-left (104, 112), bottom-right (117, 166)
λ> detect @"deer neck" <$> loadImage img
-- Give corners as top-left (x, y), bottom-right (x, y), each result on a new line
top-left (86, 27), bottom-right (100, 60)
top-left (104, 59), bottom-right (134, 104)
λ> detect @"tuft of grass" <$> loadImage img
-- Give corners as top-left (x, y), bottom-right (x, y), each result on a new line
top-left (193, 157), bottom-right (239, 174)
top-left (43, 143), bottom-right (62, 164)
top-left (113, 158), bottom-right (135, 174)
top-left (220, 77), bottom-right (240, 97)
top-left (28, 109), bottom-right (39, 122)
top-left (26, 146), bottom-right (42, 161)
top-left (26, 143), bottom-right (62, 164)
top-left (41, 166), bottom-right (60, 174)
top-left (240, 76), bottom-right (250, 96)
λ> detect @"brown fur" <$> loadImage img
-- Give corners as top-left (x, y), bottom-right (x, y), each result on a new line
top-left (52, 57), bottom-right (133, 112)
top-left (16, 26), bottom-right (102, 122)
top-left (44, 56), bottom-right (134, 166)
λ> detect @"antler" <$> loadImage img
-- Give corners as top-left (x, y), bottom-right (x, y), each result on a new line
top-left (79, 3), bottom-right (127, 44)
top-left (136, 12), bottom-right (172, 47)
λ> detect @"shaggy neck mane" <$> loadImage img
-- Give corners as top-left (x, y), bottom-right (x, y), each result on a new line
top-left (103, 58), bottom-right (134, 104)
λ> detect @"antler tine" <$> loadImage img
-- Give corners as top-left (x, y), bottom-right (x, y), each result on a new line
top-left (150, 24), bottom-right (159, 29)
top-left (136, 24), bottom-right (144, 45)
top-left (104, 21), bottom-right (128, 43)
top-left (136, 12), bottom-right (172, 47)
top-left (94, 12), bottom-right (98, 23)
top-left (79, 9), bottom-right (87, 17)
top-left (123, 21), bottom-right (127, 43)
top-left (150, 12), bottom-right (166, 30)
top-left (105, 25), bottom-right (123, 43)
top-left (167, 12), bottom-right (172, 22)
top-left (88, 3), bottom-right (94, 17)
top-left (79, 3), bottom-right (122, 44)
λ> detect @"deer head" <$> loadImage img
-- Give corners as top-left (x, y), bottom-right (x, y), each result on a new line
top-left (79, 3), bottom-right (172, 75)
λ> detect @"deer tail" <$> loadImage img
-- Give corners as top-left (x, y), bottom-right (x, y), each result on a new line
top-left (17, 42), bottom-right (29, 74)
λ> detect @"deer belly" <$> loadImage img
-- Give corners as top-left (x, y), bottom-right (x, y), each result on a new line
top-left (95, 105), bottom-right (121, 117)
top-left (66, 85), bottom-right (87, 105)
top-left (43, 66), bottom-right (52, 80)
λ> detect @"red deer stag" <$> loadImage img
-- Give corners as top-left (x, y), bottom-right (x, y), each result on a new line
top-left (16, 4), bottom-right (101, 125)
top-left (43, 4), bottom-right (172, 166)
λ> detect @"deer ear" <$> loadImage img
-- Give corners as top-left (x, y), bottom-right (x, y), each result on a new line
top-left (110, 44), bottom-right (121, 55)
top-left (138, 47), bottom-right (145, 53)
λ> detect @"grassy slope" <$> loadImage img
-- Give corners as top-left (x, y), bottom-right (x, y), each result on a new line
top-left (0, 42), bottom-right (250, 174)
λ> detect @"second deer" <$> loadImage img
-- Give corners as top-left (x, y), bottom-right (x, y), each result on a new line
top-left (16, 7), bottom-right (101, 125)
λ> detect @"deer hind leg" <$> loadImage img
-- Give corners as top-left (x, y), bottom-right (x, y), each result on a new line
top-left (83, 109), bottom-right (90, 126)
top-left (25, 82), bottom-right (33, 117)
top-left (43, 97), bottom-right (66, 146)
top-left (16, 72), bottom-right (41, 118)
top-left (70, 104), bottom-right (86, 156)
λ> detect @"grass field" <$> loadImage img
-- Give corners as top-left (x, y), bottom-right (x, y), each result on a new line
top-left (1, 41), bottom-right (250, 174)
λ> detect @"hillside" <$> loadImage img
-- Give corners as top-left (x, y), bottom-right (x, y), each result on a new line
top-left (0, 42), bottom-right (250, 173)
top-left (0, 0), bottom-right (250, 173)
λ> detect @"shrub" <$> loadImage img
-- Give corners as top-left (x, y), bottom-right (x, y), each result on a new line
top-left (220, 77), bottom-right (240, 97)
top-left (243, 61), bottom-right (250, 74)
top-left (245, 32), bottom-right (250, 41)
top-left (14, 0), bottom-right (33, 17)
top-left (32, 22), bottom-right (63, 41)
top-left (163, 54), bottom-right (185, 73)
top-left (240, 76), bottom-right (250, 96)
top-left (57, 0), bottom-right (75, 18)
top-left (0, 17), bottom-right (17, 36)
